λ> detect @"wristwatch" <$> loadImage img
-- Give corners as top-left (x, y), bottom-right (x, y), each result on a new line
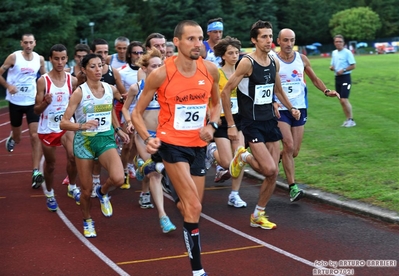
top-left (208, 121), bottom-right (218, 130)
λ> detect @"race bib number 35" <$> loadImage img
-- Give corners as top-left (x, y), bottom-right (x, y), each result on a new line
top-left (86, 111), bottom-right (111, 132)
top-left (174, 104), bottom-right (207, 130)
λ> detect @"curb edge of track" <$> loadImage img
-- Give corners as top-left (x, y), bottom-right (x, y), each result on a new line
top-left (244, 168), bottom-right (399, 225)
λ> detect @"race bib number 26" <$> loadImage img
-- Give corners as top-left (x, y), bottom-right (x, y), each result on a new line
top-left (174, 104), bottom-right (207, 130)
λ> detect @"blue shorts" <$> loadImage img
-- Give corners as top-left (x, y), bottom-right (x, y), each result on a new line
top-left (157, 142), bottom-right (206, 176)
top-left (241, 117), bottom-right (282, 144)
top-left (278, 109), bottom-right (307, 127)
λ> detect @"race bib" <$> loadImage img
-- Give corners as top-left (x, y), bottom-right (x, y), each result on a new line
top-left (86, 111), bottom-right (112, 132)
top-left (281, 81), bottom-right (301, 99)
top-left (174, 104), bottom-right (207, 130)
top-left (254, 83), bottom-right (274, 105)
top-left (220, 97), bottom-right (238, 115)
top-left (47, 110), bottom-right (65, 131)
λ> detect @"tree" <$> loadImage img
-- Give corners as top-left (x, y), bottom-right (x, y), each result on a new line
top-left (329, 7), bottom-right (381, 41)
top-left (368, 0), bottom-right (399, 38)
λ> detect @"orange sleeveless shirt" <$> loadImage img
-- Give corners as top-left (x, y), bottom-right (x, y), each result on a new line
top-left (157, 56), bottom-right (213, 147)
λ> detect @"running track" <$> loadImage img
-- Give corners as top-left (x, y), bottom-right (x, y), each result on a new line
top-left (0, 106), bottom-right (398, 276)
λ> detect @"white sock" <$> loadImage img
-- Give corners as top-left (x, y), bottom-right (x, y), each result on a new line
top-left (241, 151), bottom-right (250, 162)
top-left (216, 164), bottom-right (224, 171)
top-left (230, 190), bottom-right (238, 197)
top-left (68, 184), bottom-right (77, 190)
top-left (92, 174), bottom-right (100, 184)
top-left (44, 189), bottom-right (54, 197)
top-left (253, 205), bottom-right (265, 218)
top-left (193, 269), bottom-right (205, 276)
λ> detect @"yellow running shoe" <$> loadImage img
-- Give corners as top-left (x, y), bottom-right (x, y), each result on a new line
top-left (83, 219), bottom-right (97, 238)
top-left (229, 146), bottom-right (247, 178)
top-left (95, 185), bottom-right (113, 217)
top-left (250, 211), bottom-right (277, 230)
top-left (120, 172), bottom-right (130, 189)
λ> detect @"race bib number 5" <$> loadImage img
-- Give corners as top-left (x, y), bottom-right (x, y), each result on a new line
top-left (174, 104), bottom-right (207, 130)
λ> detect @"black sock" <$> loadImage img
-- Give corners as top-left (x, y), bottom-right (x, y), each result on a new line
top-left (289, 183), bottom-right (295, 189)
top-left (183, 222), bottom-right (202, 271)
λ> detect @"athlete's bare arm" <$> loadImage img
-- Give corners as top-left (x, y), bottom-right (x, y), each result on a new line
top-left (301, 54), bottom-right (339, 98)
top-left (221, 57), bottom-right (252, 127)
top-left (60, 87), bottom-right (87, 132)
top-left (39, 55), bottom-right (46, 75)
top-left (34, 76), bottom-right (51, 115)
top-left (132, 66), bottom-right (166, 154)
top-left (122, 83), bottom-right (139, 133)
top-left (0, 53), bottom-right (16, 92)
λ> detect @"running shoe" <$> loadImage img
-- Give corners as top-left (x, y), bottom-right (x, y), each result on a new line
top-left (32, 169), bottom-right (44, 189)
top-left (83, 219), bottom-right (97, 238)
top-left (229, 146), bottom-right (247, 178)
top-left (205, 142), bottom-right (216, 170)
top-left (214, 169), bottom-right (231, 183)
top-left (345, 119), bottom-right (356, 128)
top-left (5, 133), bottom-right (15, 152)
top-left (289, 184), bottom-right (304, 202)
top-left (91, 182), bottom-right (101, 198)
top-left (228, 194), bottom-right (247, 208)
top-left (341, 120), bottom-right (349, 127)
top-left (120, 172), bottom-right (130, 189)
top-left (250, 211), bottom-right (276, 230)
top-left (127, 163), bottom-right (136, 179)
top-left (67, 186), bottom-right (81, 205)
top-left (46, 196), bottom-right (58, 212)
top-left (160, 216), bottom-right (176, 233)
top-left (62, 175), bottom-right (70, 185)
top-left (95, 185), bottom-right (113, 217)
top-left (115, 134), bottom-right (123, 156)
top-left (135, 158), bottom-right (145, 181)
top-left (139, 192), bottom-right (154, 209)
top-left (141, 159), bottom-right (156, 176)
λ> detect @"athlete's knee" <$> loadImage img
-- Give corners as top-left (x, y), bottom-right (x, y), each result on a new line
top-left (110, 172), bottom-right (124, 186)
top-left (45, 162), bottom-right (56, 174)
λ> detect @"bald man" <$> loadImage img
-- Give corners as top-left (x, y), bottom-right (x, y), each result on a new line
top-left (275, 28), bottom-right (340, 202)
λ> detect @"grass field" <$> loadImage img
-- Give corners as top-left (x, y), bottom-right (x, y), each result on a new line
top-left (286, 53), bottom-right (399, 212)
top-left (0, 54), bottom-right (398, 213)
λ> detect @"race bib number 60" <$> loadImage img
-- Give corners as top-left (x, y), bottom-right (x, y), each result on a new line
top-left (174, 104), bottom-right (207, 130)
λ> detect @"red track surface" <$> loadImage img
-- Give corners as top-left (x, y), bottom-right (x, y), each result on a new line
top-left (1, 106), bottom-right (398, 276)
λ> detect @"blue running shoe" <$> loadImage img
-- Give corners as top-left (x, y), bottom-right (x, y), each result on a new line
top-left (46, 196), bottom-right (58, 212)
top-left (67, 186), bottom-right (81, 205)
top-left (5, 133), bottom-right (15, 152)
top-left (160, 216), bottom-right (176, 233)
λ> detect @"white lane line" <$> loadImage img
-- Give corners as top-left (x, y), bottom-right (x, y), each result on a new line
top-left (0, 128), bottom-right (29, 143)
top-left (165, 194), bottom-right (344, 275)
top-left (36, 156), bottom-right (343, 276)
top-left (38, 156), bottom-right (130, 276)
top-left (56, 208), bottom-right (130, 276)
top-left (200, 213), bottom-right (344, 275)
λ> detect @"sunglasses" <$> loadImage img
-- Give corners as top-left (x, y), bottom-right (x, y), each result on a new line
top-left (132, 51), bottom-right (144, 55)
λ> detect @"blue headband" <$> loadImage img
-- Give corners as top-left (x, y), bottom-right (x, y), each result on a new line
top-left (207, 22), bottom-right (224, 32)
